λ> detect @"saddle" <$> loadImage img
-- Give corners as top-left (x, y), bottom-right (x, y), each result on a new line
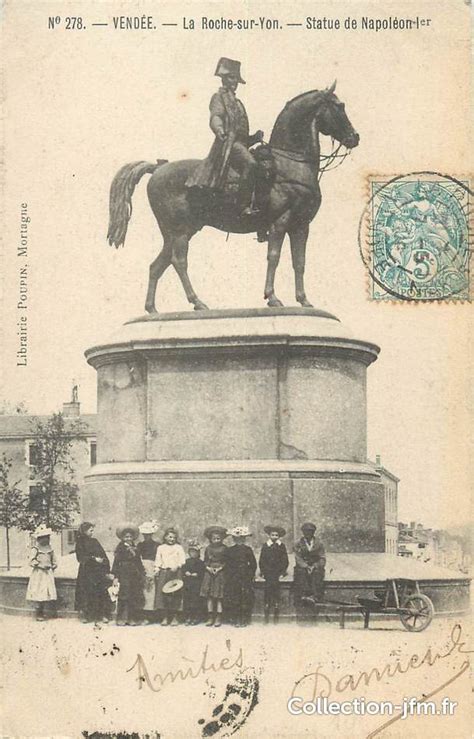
top-left (188, 144), bottom-right (276, 236)
top-left (225, 144), bottom-right (276, 202)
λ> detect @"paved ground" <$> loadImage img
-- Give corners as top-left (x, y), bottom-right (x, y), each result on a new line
top-left (1, 613), bottom-right (471, 738)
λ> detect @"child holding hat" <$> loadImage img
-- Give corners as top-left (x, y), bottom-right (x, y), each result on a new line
top-left (154, 527), bottom-right (186, 626)
top-left (26, 524), bottom-right (58, 621)
top-left (136, 520), bottom-right (160, 623)
top-left (112, 523), bottom-right (145, 626)
top-left (259, 525), bottom-right (289, 624)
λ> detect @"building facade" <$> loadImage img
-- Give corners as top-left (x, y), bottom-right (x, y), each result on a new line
top-left (0, 401), bottom-right (96, 568)
top-left (369, 455), bottom-right (399, 555)
top-left (398, 521), bottom-right (471, 574)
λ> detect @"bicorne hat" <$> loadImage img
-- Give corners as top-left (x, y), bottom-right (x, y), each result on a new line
top-left (215, 57), bottom-right (246, 84)
top-left (264, 525), bottom-right (287, 537)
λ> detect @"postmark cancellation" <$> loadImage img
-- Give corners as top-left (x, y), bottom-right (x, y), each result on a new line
top-left (361, 173), bottom-right (472, 302)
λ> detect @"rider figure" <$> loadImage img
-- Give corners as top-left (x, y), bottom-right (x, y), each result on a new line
top-left (186, 58), bottom-right (264, 216)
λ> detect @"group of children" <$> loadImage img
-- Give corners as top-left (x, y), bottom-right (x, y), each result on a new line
top-left (27, 519), bottom-right (325, 626)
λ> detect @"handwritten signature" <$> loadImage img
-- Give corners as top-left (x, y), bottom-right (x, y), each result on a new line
top-left (292, 623), bottom-right (472, 736)
top-left (292, 623), bottom-right (472, 701)
top-left (127, 643), bottom-right (244, 693)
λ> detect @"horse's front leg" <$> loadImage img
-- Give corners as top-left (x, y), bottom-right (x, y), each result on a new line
top-left (289, 223), bottom-right (313, 307)
top-left (264, 218), bottom-right (288, 307)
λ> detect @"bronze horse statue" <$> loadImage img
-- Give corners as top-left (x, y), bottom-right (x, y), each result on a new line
top-left (107, 82), bottom-right (359, 312)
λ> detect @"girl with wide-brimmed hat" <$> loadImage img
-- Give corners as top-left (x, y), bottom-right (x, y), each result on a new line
top-left (136, 520), bottom-right (160, 623)
top-left (200, 525), bottom-right (228, 627)
top-left (224, 527), bottom-right (257, 628)
top-left (74, 521), bottom-right (112, 625)
top-left (112, 523), bottom-right (145, 626)
top-left (26, 525), bottom-right (58, 621)
top-left (154, 527), bottom-right (186, 626)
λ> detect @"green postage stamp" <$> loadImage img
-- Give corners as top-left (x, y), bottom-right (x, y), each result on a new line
top-left (362, 172), bottom-right (472, 301)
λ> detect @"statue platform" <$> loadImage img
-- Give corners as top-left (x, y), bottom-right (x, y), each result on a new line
top-left (83, 308), bottom-right (384, 553)
top-left (1, 553), bottom-right (469, 619)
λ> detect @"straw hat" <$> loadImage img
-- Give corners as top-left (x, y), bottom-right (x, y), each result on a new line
top-left (228, 526), bottom-right (252, 538)
top-left (33, 524), bottom-right (53, 538)
top-left (204, 525), bottom-right (228, 540)
top-left (162, 578), bottom-right (184, 594)
top-left (187, 538), bottom-right (202, 551)
top-left (264, 525), bottom-right (286, 537)
top-left (139, 520), bottom-right (159, 535)
top-left (116, 522), bottom-right (139, 540)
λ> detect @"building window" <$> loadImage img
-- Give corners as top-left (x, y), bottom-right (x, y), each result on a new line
top-left (28, 443), bottom-right (40, 467)
top-left (28, 484), bottom-right (45, 513)
top-left (90, 441), bottom-right (97, 466)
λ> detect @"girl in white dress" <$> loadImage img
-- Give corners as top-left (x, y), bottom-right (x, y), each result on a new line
top-left (26, 525), bottom-right (57, 621)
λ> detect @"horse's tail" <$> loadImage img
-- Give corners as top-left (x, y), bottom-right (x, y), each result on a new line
top-left (107, 159), bottom-right (168, 248)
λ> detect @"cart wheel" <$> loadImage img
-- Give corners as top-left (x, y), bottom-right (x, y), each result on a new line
top-left (399, 593), bottom-right (434, 632)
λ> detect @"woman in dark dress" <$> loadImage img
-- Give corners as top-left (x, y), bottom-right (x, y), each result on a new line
top-left (224, 526), bottom-right (257, 627)
top-left (74, 521), bottom-right (111, 624)
top-left (112, 523), bottom-right (145, 626)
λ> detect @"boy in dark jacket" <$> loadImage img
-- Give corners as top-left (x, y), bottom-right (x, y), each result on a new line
top-left (182, 539), bottom-right (206, 624)
top-left (259, 525), bottom-right (289, 624)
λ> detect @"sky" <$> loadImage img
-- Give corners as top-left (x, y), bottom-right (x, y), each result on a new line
top-left (1, 0), bottom-right (472, 530)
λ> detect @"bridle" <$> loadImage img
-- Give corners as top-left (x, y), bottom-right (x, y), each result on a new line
top-left (318, 140), bottom-right (351, 181)
top-left (263, 96), bottom-right (354, 187)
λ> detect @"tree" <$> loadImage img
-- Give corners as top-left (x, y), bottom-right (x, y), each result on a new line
top-left (22, 413), bottom-right (86, 531)
top-left (0, 399), bottom-right (28, 415)
top-left (0, 454), bottom-right (29, 569)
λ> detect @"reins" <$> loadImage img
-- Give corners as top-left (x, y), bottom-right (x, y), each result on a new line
top-left (317, 141), bottom-right (350, 181)
top-left (267, 138), bottom-right (350, 185)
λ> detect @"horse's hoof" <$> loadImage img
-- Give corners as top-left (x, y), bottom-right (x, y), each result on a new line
top-left (145, 305), bottom-right (158, 315)
top-left (267, 297), bottom-right (284, 308)
top-left (298, 297), bottom-right (314, 308)
top-left (193, 300), bottom-right (209, 311)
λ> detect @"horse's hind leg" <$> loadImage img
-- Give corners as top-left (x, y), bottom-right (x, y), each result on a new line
top-left (171, 231), bottom-right (208, 311)
top-left (289, 223), bottom-right (313, 307)
top-left (145, 238), bottom-right (172, 313)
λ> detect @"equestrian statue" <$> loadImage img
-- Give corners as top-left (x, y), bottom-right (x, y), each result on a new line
top-left (107, 58), bottom-right (359, 312)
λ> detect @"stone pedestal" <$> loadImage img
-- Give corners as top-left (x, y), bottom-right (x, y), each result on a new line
top-left (84, 308), bottom-right (385, 552)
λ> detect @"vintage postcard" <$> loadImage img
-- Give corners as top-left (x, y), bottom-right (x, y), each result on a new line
top-left (1, 1), bottom-right (472, 737)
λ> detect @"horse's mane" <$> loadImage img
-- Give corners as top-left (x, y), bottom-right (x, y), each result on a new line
top-left (271, 89), bottom-right (327, 146)
top-left (284, 88), bottom-right (324, 108)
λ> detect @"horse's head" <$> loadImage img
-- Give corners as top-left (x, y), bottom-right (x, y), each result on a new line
top-left (315, 81), bottom-right (359, 149)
